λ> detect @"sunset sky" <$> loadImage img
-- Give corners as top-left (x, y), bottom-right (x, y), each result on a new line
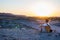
top-left (0, 0), bottom-right (60, 17)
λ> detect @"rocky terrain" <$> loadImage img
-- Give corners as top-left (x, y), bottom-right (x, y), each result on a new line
top-left (0, 13), bottom-right (60, 40)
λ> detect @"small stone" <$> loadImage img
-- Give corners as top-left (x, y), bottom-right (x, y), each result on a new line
top-left (4, 38), bottom-right (7, 40)
top-left (55, 35), bottom-right (58, 37)
top-left (48, 34), bottom-right (51, 36)
top-left (13, 38), bottom-right (16, 40)
top-left (58, 33), bottom-right (60, 36)
top-left (2, 35), bottom-right (7, 37)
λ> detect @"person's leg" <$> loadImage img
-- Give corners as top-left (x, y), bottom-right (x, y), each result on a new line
top-left (40, 26), bottom-right (43, 32)
top-left (40, 27), bottom-right (42, 32)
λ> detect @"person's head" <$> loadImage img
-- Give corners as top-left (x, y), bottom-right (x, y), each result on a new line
top-left (45, 19), bottom-right (49, 23)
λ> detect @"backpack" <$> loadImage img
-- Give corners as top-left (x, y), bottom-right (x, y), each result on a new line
top-left (45, 24), bottom-right (52, 32)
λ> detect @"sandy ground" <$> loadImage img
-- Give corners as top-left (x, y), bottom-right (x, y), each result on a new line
top-left (0, 20), bottom-right (60, 40)
top-left (0, 28), bottom-right (60, 40)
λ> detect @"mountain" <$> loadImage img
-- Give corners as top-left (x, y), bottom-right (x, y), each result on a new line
top-left (0, 13), bottom-right (28, 20)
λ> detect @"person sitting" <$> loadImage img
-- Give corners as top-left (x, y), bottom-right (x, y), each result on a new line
top-left (40, 19), bottom-right (52, 33)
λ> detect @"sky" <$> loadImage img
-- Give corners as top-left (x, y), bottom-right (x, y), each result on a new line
top-left (0, 0), bottom-right (60, 17)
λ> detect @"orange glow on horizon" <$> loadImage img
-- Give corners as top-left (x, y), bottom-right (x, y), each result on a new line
top-left (0, 9), bottom-right (60, 17)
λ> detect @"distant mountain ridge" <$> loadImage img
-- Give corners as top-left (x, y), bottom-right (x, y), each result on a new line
top-left (0, 13), bottom-right (28, 20)
top-left (0, 13), bottom-right (60, 21)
